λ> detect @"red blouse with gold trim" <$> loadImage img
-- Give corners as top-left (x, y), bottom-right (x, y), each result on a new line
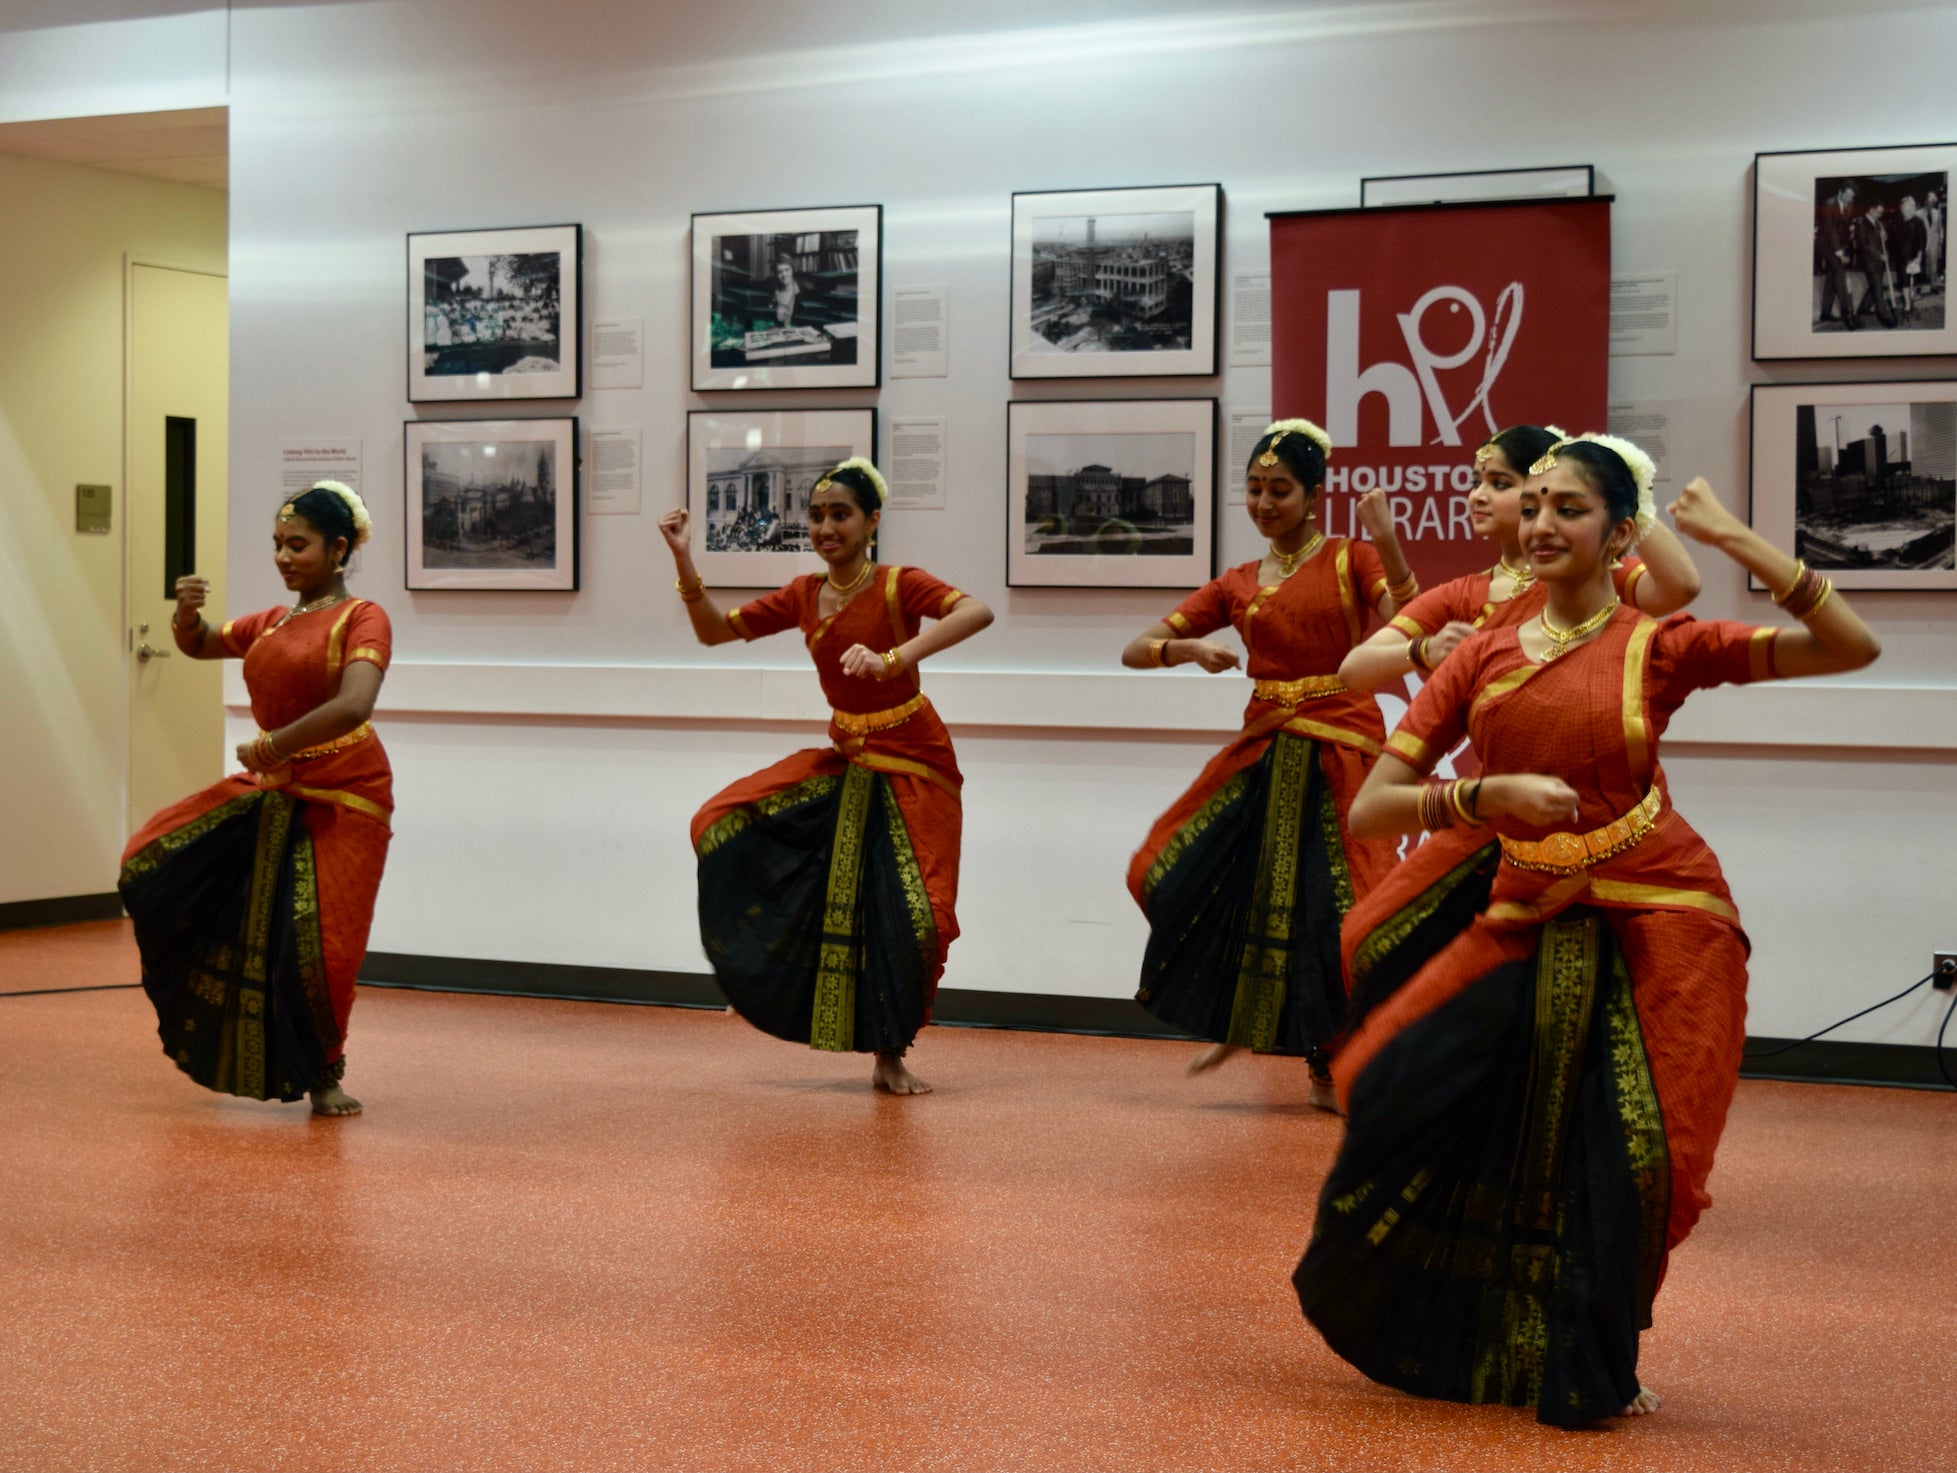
top-left (1387, 556), bottom-right (1647, 640)
top-left (1383, 607), bottom-right (1780, 929)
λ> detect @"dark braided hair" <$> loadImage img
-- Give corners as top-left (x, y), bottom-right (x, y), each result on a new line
top-left (282, 484), bottom-right (360, 564)
top-left (1247, 425), bottom-right (1328, 488)
top-left (1478, 425), bottom-right (1562, 480)
top-left (1541, 439), bottom-right (1640, 525)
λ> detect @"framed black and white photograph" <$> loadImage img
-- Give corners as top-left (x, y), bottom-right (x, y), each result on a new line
top-left (686, 408), bottom-right (878, 587)
top-left (1010, 184), bottom-right (1221, 379)
top-left (408, 225), bottom-right (581, 401)
top-left (1749, 381), bottom-right (1956, 591)
top-left (1006, 398), bottom-right (1216, 588)
top-left (1360, 164), bottom-right (1595, 208)
top-left (691, 205), bottom-right (881, 391)
top-left (405, 418), bottom-right (579, 591)
top-left (1753, 143), bottom-right (1954, 360)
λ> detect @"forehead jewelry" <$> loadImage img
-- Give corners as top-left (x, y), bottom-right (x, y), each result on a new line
top-left (1474, 444), bottom-right (1497, 469)
top-left (1257, 431), bottom-right (1289, 468)
top-left (278, 502), bottom-right (298, 520)
top-left (1528, 443), bottom-right (1569, 477)
top-left (813, 477), bottom-right (834, 495)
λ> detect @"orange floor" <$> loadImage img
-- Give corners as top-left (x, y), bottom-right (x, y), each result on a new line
top-left (2, 921), bottom-right (1952, 1472)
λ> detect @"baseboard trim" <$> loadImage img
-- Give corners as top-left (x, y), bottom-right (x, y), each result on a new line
top-left (0, 893), bottom-right (123, 932)
top-left (359, 952), bottom-right (1948, 1089)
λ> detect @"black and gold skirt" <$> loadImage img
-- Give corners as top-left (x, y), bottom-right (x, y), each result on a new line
top-left (1134, 732), bottom-right (1353, 1058)
top-left (1295, 909), bottom-right (1671, 1428)
top-left (696, 764), bottom-right (937, 1054)
top-left (119, 789), bottom-right (338, 1101)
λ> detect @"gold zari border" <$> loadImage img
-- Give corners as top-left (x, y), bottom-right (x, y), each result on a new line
top-left (1253, 675), bottom-right (1347, 707)
top-left (831, 692), bottom-right (928, 736)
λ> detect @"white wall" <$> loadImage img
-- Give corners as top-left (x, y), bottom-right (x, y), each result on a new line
top-left (207, 0), bottom-right (1957, 1042)
top-left (0, 3), bottom-right (225, 126)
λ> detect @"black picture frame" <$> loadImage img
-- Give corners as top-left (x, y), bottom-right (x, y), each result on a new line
top-left (407, 224), bottom-right (582, 402)
top-left (690, 205), bottom-right (883, 391)
top-left (1752, 142), bottom-right (1955, 360)
top-left (1005, 397), bottom-right (1218, 588)
top-left (1009, 183), bottom-right (1222, 380)
top-left (685, 407), bottom-right (878, 587)
top-left (404, 416), bottom-right (580, 591)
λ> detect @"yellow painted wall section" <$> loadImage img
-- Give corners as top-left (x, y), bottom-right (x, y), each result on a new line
top-left (0, 151), bottom-right (226, 906)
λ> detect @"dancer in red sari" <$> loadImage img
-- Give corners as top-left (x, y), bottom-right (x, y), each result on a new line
top-left (1334, 425), bottom-right (1701, 1023)
top-left (1295, 438), bottom-right (1881, 1425)
top-left (120, 481), bottom-right (391, 1117)
top-left (1121, 419), bottom-right (1415, 1103)
top-left (661, 457), bottom-right (993, 1094)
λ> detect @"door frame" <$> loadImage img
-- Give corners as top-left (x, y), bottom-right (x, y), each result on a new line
top-left (122, 254), bottom-right (230, 842)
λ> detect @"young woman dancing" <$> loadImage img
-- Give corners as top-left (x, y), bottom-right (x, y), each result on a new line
top-left (119, 481), bottom-right (392, 1117)
top-left (1293, 438), bottom-right (1880, 1426)
top-left (1333, 425), bottom-right (1701, 1022)
top-left (1121, 419), bottom-right (1416, 1103)
top-left (660, 458), bottom-right (993, 1094)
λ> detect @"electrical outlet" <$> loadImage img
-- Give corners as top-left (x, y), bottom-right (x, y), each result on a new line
top-left (1935, 954), bottom-right (1957, 992)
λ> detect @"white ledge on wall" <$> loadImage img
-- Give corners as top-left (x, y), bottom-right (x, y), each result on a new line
top-left (224, 663), bottom-right (1957, 751)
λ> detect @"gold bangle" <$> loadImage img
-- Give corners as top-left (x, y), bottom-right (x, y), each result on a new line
top-left (1792, 577), bottom-right (1835, 621)
top-left (1770, 559), bottom-right (1809, 607)
top-left (882, 648), bottom-right (904, 677)
top-left (676, 575), bottom-right (705, 603)
top-left (1407, 635), bottom-right (1432, 673)
top-left (1387, 573), bottom-right (1420, 603)
top-left (1148, 638), bottom-right (1170, 668)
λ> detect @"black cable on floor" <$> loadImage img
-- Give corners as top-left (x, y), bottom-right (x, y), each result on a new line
top-left (0, 983), bottom-right (142, 999)
top-left (1937, 986), bottom-right (1957, 1092)
top-left (1742, 974), bottom-right (1932, 1060)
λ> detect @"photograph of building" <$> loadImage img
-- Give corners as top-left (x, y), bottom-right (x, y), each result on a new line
top-left (703, 444), bottom-right (851, 553)
top-left (421, 252), bottom-right (563, 375)
top-left (419, 439), bottom-right (560, 568)
top-left (1024, 431), bottom-right (1196, 554)
top-left (1028, 211), bottom-right (1196, 353)
top-left (1795, 400), bottom-right (1957, 569)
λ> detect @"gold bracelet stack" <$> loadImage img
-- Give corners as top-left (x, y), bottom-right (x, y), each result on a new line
top-left (1146, 638), bottom-right (1170, 668)
top-left (1417, 776), bottom-right (1483, 831)
top-left (1387, 572), bottom-right (1420, 603)
top-left (1773, 560), bottom-right (1834, 621)
top-left (675, 575), bottom-right (705, 603)
top-left (881, 648), bottom-right (905, 678)
top-left (253, 734), bottom-right (288, 768)
top-left (1407, 634), bottom-right (1434, 672)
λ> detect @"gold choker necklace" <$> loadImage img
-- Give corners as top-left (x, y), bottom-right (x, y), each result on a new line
top-left (1540, 597), bottom-right (1619, 658)
top-left (825, 560), bottom-right (876, 598)
top-left (1270, 531), bottom-right (1324, 578)
top-left (291, 592), bottom-right (347, 616)
top-left (1494, 555), bottom-right (1534, 587)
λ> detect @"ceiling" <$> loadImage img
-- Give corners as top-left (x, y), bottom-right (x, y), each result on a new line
top-left (0, 106), bottom-right (226, 190)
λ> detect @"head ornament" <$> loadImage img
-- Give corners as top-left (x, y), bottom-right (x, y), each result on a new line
top-left (1256, 417), bottom-right (1332, 467)
top-left (1528, 433), bottom-right (1657, 539)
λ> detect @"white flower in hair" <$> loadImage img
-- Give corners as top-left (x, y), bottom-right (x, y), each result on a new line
top-left (828, 455), bottom-right (888, 505)
top-left (1263, 417), bottom-right (1333, 458)
top-left (1575, 434), bottom-right (1658, 538)
top-left (1541, 423), bottom-right (1568, 441)
top-left (310, 479), bottom-right (374, 547)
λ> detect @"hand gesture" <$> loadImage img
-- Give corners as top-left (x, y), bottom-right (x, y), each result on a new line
top-left (174, 575), bottom-right (210, 625)
top-left (1354, 488), bottom-right (1397, 542)
top-left (1182, 640), bottom-right (1241, 674)
top-left (1422, 621), bottom-right (1478, 667)
top-left (1667, 477), bottom-right (1742, 547)
top-left (235, 739), bottom-right (273, 775)
top-left (840, 643), bottom-right (898, 681)
top-left (1482, 773), bottom-right (1582, 827)
top-left (657, 507), bottom-right (691, 558)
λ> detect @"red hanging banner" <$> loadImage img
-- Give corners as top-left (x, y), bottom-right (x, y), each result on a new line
top-left (1268, 197), bottom-right (1611, 585)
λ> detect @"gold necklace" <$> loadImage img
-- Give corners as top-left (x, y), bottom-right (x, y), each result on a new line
top-left (1540, 596), bottom-right (1619, 659)
top-left (1270, 530), bottom-right (1324, 579)
top-left (825, 559), bottom-right (876, 598)
top-left (1494, 555), bottom-right (1534, 588)
top-left (291, 592), bottom-right (347, 616)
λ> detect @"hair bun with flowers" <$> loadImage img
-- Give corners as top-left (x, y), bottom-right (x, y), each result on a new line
top-left (821, 455), bottom-right (888, 509)
top-left (310, 479), bottom-right (374, 548)
top-left (1572, 433), bottom-right (1658, 538)
top-left (1262, 417), bottom-right (1333, 459)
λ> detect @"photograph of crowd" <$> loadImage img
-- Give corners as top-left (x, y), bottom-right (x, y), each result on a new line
top-left (703, 444), bottom-right (851, 555)
top-left (422, 252), bottom-right (563, 375)
top-left (1023, 431), bottom-right (1198, 557)
top-left (419, 438), bottom-right (561, 570)
top-left (1794, 400), bottom-right (1955, 572)
top-left (1026, 212), bottom-right (1197, 356)
top-left (408, 224), bottom-right (580, 400)
top-left (691, 206), bottom-right (881, 390)
top-left (1810, 172), bottom-right (1946, 335)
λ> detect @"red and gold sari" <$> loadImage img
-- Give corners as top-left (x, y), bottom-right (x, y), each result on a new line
top-left (119, 600), bottom-right (393, 1100)
top-left (692, 565), bottom-right (967, 1054)
top-left (1297, 608), bottom-right (1778, 1426)
top-left (1126, 540), bottom-right (1398, 1059)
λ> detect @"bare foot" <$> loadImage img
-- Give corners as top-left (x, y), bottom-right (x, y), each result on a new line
top-left (872, 1052), bottom-right (932, 1095)
top-left (1620, 1385), bottom-right (1662, 1417)
top-left (1308, 1077), bottom-right (1341, 1114)
top-left (1187, 1043), bottom-right (1240, 1075)
top-left (310, 1083), bottom-right (362, 1117)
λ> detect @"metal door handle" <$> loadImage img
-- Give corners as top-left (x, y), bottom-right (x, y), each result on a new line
top-left (137, 642), bottom-right (170, 662)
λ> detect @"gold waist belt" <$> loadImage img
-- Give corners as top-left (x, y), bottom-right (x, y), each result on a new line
top-left (1253, 675), bottom-right (1347, 706)
top-left (265, 722), bottom-right (373, 761)
top-left (1500, 785), bottom-right (1664, 874)
top-left (830, 692), bottom-right (928, 736)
